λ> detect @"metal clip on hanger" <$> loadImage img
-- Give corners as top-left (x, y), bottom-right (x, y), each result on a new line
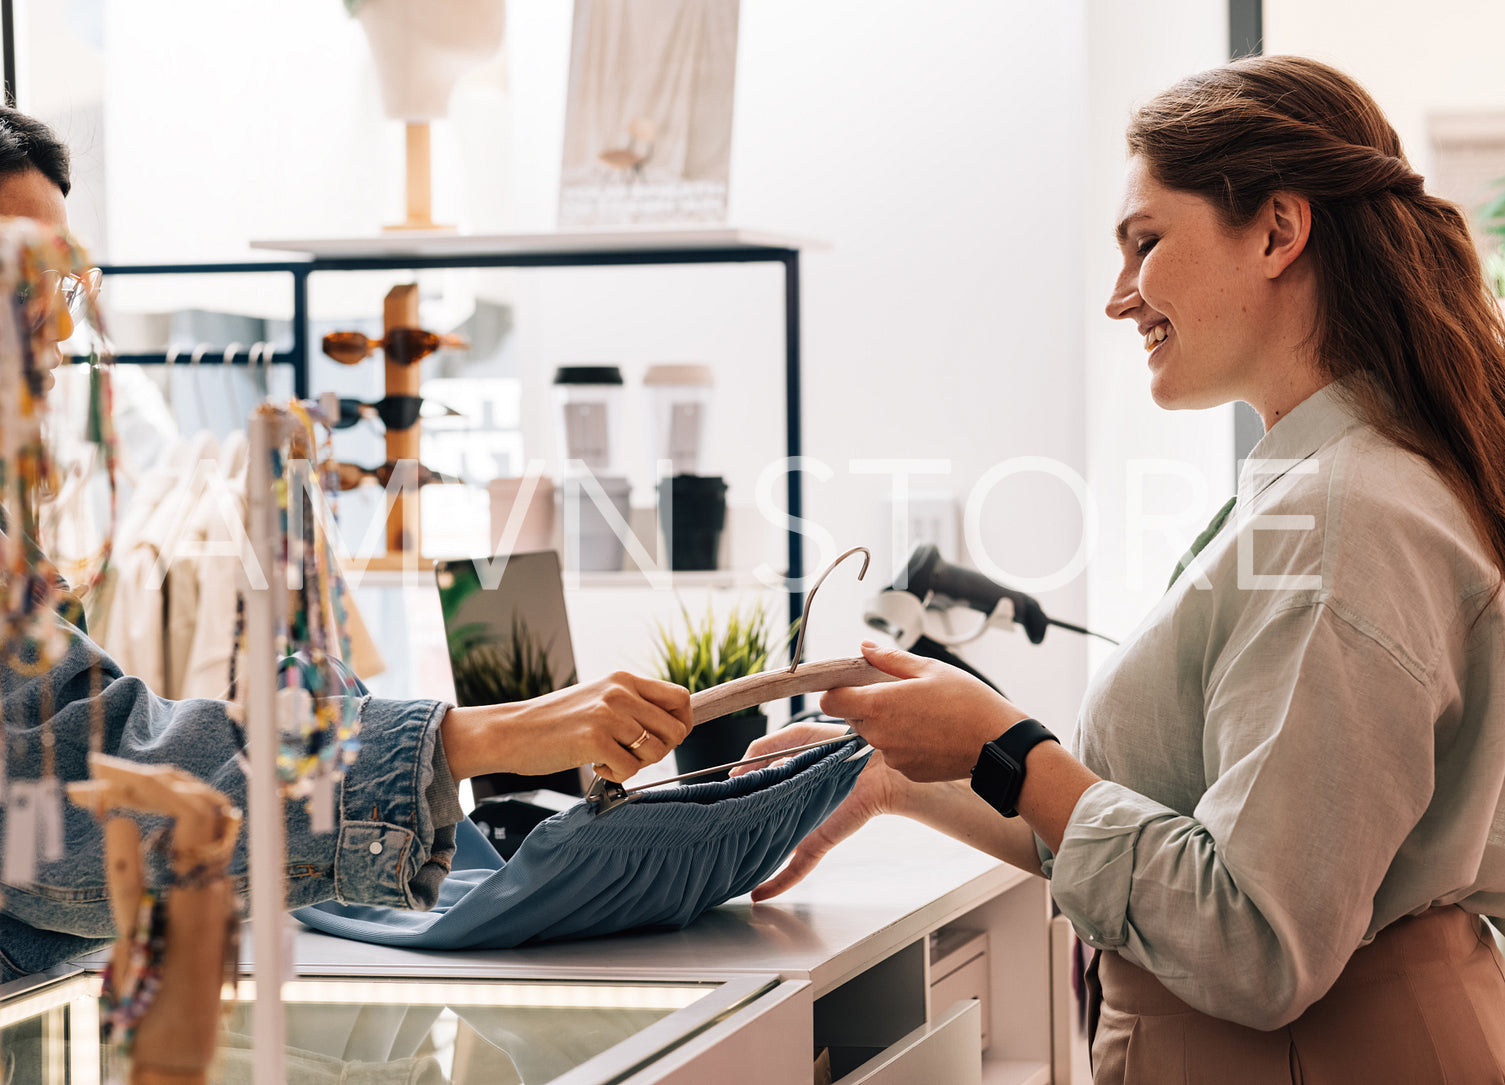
top-left (587, 546), bottom-right (886, 817)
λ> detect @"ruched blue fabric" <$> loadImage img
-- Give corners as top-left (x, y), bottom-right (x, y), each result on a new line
top-left (295, 737), bottom-right (867, 949)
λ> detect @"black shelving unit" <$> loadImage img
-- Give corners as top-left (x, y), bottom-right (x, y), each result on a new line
top-left (94, 229), bottom-right (811, 629)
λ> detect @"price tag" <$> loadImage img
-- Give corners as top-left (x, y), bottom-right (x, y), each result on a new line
top-left (276, 686), bottom-right (314, 733)
top-left (3, 780), bottom-right (38, 885)
top-left (35, 776), bottom-right (64, 862)
top-left (309, 767), bottom-right (335, 834)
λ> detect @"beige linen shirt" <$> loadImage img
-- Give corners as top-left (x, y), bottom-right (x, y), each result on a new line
top-left (1044, 382), bottom-right (1505, 1030)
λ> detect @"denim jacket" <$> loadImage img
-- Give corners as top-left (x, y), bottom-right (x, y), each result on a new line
top-left (0, 610), bottom-right (460, 982)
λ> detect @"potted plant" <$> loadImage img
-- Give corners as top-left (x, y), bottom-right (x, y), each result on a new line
top-left (1477, 179), bottom-right (1505, 302)
top-left (652, 599), bottom-right (796, 781)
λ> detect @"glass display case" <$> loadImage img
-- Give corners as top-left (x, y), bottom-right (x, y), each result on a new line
top-left (0, 969), bottom-right (780, 1084)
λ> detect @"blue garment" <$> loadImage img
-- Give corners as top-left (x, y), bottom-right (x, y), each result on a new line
top-left (0, 610), bottom-right (456, 983)
top-left (296, 738), bottom-right (868, 949)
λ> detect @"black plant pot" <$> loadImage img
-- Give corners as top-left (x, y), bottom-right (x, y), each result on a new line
top-left (658, 474), bottom-right (728, 571)
top-left (673, 710), bottom-right (767, 783)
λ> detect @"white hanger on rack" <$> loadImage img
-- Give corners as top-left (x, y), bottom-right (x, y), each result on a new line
top-left (162, 343), bottom-right (180, 414)
top-left (248, 341), bottom-right (270, 402)
top-left (188, 343), bottom-right (211, 431)
top-left (222, 342), bottom-right (244, 421)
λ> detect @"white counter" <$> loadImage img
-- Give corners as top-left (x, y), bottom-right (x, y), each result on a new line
top-left (286, 815), bottom-right (1062, 1085)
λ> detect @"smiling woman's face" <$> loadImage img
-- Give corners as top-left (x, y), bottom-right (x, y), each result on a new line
top-left (1104, 156), bottom-right (1274, 414)
top-left (0, 167), bottom-right (71, 391)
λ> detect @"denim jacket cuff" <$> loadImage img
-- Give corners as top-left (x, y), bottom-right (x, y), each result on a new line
top-left (331, 696), bottom-right (455, 909)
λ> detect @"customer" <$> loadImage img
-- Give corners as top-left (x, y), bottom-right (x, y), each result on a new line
top-left (0, 106), bottom-right (693, 982)
top-left (748, 56), bottom-right (1505, 1081)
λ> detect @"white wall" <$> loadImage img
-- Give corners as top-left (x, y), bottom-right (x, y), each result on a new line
top-left (1082, 3), bottom-right (1236, 669)
top-left (506, 0), bottom-right (1097, 728)
top-left (1264, 0), bottom-right (1505, 176)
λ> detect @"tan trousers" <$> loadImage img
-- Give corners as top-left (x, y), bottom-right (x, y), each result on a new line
top-left (1091, 907), bottom-right (1505, 1084)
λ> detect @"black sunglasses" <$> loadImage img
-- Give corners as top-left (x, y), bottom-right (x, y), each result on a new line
top-left (306, 395), bottom-right (458, 432)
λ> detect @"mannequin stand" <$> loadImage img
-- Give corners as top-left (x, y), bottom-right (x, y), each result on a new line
top-left (385, 123), bottom-right (455, 233)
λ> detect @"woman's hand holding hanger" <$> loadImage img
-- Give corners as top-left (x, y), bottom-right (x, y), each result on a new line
top-left (821, 642), bottom-right (1029, 782)
top-left (744, 641), bottom-right (1097, 899)
top-left (440, 672), bottom-right (692, 785)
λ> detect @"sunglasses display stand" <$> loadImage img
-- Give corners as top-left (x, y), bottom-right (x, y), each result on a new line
top-left (371, 283), bottom-right (428, 570)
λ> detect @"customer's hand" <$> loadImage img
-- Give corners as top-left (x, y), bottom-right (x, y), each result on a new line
top-left (820, 642), bottom-right (1029, 783)
top-left (440, 672), bottom-right (692, 783)
top-left (732, 722), bottom-right (911, 901)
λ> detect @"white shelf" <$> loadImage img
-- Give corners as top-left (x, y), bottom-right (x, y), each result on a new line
top-left (983, 1059), bottom-right (1052, 1085)
top-left (249, 226), bottom-right (824, 260)
top-left (564, 569), bottom-right (781, 591)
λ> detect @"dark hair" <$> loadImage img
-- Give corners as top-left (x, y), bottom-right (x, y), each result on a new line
top-left (0, 106), bottom-right (69, 197)
top-left (1128, 55), bottom-right (1505, 587)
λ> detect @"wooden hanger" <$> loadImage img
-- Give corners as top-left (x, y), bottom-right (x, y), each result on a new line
top-left (588, 547), bottom-right (894, 814)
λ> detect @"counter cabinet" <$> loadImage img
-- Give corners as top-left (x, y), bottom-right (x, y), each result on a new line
top-left (281, 816), bottom-right (1071, 1084)
top-left (2, 809), bottom-right (1070, 1083)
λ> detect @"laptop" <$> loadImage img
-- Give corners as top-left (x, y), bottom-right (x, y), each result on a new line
top-left (436, 550), bottom-right (584, 856)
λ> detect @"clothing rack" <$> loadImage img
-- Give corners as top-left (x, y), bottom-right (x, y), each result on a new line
top-left (83, 259), bottom-right (313, 398)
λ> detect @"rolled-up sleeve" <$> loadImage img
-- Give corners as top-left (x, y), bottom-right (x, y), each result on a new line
top-left (1, 619), bottom-right (465, 978)
top-left (286, 696), bottom-right (459, 911)
top-left (1045, 601), bottom-right (1438, 1030)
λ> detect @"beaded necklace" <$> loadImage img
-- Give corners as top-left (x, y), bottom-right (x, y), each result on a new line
top-left (227, 402), bottom-right (361, 832)
top-left (0, 219), bottom-right (118, 891)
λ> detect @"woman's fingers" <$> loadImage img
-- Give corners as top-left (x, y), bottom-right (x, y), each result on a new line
top-left (751, 838), bottom-right (827, 900)
top-left (729, 722), bottom-right (850, 777)
top-left (614, 671), bottom-right (693, 728)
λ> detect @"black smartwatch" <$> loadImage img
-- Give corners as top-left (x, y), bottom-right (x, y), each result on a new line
top-left (970, 718), bottom-right (1059, 818)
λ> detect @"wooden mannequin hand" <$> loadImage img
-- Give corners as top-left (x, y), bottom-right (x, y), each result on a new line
top-left (820, 642), bottom-right (1029, 783)
top-left (440, 671), bottom-right (692, 783)
top-left (732, 722), bottom-right (911, 901)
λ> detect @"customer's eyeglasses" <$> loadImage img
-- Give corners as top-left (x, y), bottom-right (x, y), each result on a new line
top-left (23, 267), bottom-right (102, 337)
top-left (321, 327), bottom-right (468, 367)
top-left (307, 395), bottom-right (459, 432)
top-left (331, 460), bottom-right (462, 491)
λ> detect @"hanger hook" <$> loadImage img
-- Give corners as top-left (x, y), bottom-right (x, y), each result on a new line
top-left (189, 342), bottom-right (211, 429)
top-left (162, 344), bottom-right (180, 412)
top-left (788, 545), bottom-right (871, 674)
top-left (251, 340), bottom-right (271, 400)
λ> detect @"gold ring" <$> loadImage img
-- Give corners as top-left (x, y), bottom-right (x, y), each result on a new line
top-left (628, 728), bottom-right (651, 751)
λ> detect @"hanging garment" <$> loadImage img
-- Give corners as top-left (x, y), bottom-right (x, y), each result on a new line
top-left (295, 736), bottom-right (868, 949)
top-left (96, 430), bottom-right (221, 692)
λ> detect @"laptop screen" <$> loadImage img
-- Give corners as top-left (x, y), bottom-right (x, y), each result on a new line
top-left (436, 550), bottom-right (582, 798)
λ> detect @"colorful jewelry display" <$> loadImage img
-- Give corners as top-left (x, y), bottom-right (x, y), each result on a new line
top-left (230, 402), bottom-right (362, 832)
top-left (0, 218), bottom-right (118, 893)
top-left (98, 884), bottom-right (167, 1046)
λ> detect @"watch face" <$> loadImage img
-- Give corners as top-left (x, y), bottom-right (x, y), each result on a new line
top-left (971, 741), bottom-right (1024, 816)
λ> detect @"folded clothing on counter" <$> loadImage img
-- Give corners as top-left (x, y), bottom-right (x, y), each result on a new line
top-left (294, 736), bottom-right (868, 949)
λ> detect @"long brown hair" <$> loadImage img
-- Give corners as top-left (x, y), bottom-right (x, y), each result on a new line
top-left (1128, 54), bottom-right (1505, 585)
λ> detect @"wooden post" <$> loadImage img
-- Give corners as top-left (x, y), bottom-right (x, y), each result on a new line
top-left (385, 122), bottom-right (452, 232)
top-left (244, 412), bottom-right (287, 1085)
top-left (404, 123), bottom-right (434, 229)
top-left (384, 284), bottom-right (422, 566)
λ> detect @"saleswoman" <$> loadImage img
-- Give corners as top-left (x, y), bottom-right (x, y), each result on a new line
top-left (0, 107), bottom-right (692, 982)
top-left (750, 55), bottom-right (1505, 1082)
